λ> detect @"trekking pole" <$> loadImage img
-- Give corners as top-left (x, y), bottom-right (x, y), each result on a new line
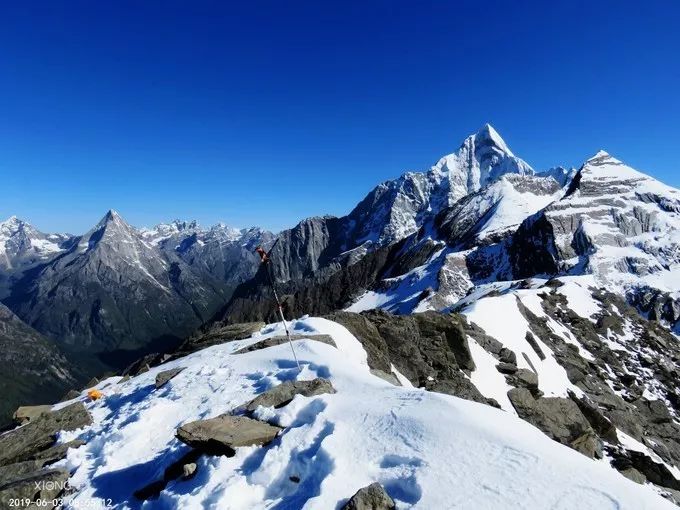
top-left (255, 240), bottom-right (301, 371)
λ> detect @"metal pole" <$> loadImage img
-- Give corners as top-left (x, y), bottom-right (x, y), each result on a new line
top-left (258, 243), bottom-right (301, 371)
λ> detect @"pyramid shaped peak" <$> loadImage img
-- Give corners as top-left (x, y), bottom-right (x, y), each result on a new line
top-left (468, 123), bottom-right (513, 156)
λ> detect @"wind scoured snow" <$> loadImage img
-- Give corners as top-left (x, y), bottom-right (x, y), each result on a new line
top-left (463, 294), bottom-right (581, 399)
top-left (53, 317), bottom-right (672, 509)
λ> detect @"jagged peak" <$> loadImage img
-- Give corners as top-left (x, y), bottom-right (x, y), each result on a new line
top-left (93, 209), bottom-right (132, 232)
top-left (468, 123), bottom-right (513, 156)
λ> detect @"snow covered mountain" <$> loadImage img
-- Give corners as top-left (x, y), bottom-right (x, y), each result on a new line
top-left (22, 315), bottom-right (678, 509)
top-left (0, 216), bottom-right (73, 298)
top-left (1, 211), bottom-right (273, 356)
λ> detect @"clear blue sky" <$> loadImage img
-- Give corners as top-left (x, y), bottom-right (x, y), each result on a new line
top-left (1, 1), bottom-right (678, 234)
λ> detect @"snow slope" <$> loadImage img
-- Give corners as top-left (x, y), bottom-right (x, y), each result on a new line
top-left (54, 317), bottom-right (673, 509)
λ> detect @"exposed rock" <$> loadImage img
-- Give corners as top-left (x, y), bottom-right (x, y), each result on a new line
top-left (370, 369), bottom-right (401, 386)
top-left (155, 367), bottom-right (185, 389)
top-left (121, 353), bottom-right (165, 377)
top-left (0, 402), bottom-right (92, 466)
top-left (570, 431), bottom-right (603, 459)
top-left (0, 468), bottom-right (70, 507)
top-left (0, 460), bottom-right (45, 486)
top-left (324, 312), bottom-right (392, 374)
top-left (29, 439), bottom-right (86, 466)
top-left (176, 415), bottom-right (282, 455)
top-left (168, 321), bottom-right (265, 361)
top-left (13, 405), bottom-right (52, 425)
top-left (609, 448), bottom-right (680, 491)
top-left (496, 362), bottom-right (518, 374)
top-left (569, 393), bottom-right (619, 444)
top-left (341, 482), bottom-right (396, 510)
top-left (233, 334), bottom-right (335, 355)
top-left (328, 310), bottom-right (492, 406)
top-left (245, 378), bottom-right (336, 411)
top-left (134, 450), bottom-right (202, 501)
top-left (620, 467), bottom-right (647, 484)
top-left (60, 390), bottom-right (81, 402)
top-left (507, 388), bottom-right (598, 458)
top-left (506, 369), bottom-right (539, 392)
top-left (524, 332), bottom-right (546, 360)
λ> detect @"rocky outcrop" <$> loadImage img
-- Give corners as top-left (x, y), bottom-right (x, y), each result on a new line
top-left (155, 367), bottom-right (185, 389)
top-left (327, 310), bottom-right (493, 406)
top-left (176, 415), bottom-right (282, 455)
top-left (245, 378), bottom-right (336, 411)
top-left (341, 482), bottom-right (396, 510)
top-left (12, 405), bottom-right (52, 425)
top-left (0, 403), bottom-right (91, 467)
top-left (168, 321), bottom-right (265, 360)
top-left (0, 468), bottom-right (70, 507)
top-left (232, 334), bottom-right (335, 354)
top-left (507, 388), bottom-right (601, 459)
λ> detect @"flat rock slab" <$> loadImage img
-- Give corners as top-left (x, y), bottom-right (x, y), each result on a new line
top-left (0, 402), bottom-right (92, 467)
top-left (155, 367), bottom-right (186, 388)
top-left (13, 405), bottom-right (53, 425)
top-left (342, 482), bottom-right (396, 510)
top-left (245, 378), bottom-right (336, 411)
top-left (0, 468), bottom-right (70, 506)
top-left (233, 334), bottom-right (336, 355)
top-left (176, 415), bottom-right (282, 455)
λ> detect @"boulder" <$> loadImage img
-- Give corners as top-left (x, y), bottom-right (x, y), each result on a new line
top-left (0, 402), bottom-right (92, 466)
top-left (341, 482), bottom-right (396, 510)
top-left (60, 389), bottom-right (81, 402)
top-left (176, 415), bottom-right (282, 455)
top-left (620, 467), bottom-right (647, 484)
top-left (496, 362), bottom-right (518, 375)
top-left (233, 334), bottom-right (335, 354)
top-left (155, 367), bottom-right (185, 389)
top-left (245, 378), bottom-right (336, 411)
top-left (570, 431), bottom-right (603, 459)
top-left (506, 369), bottom-right (539, 392)
top-left (0, 468), bottom-right (70, 507)
top-left (507, 388), bottom-right (598, 458)
top-left (13, 405), bottom-right (52, 425)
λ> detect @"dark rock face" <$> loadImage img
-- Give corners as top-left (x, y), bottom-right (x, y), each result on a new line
top-left (507, 388), bottom-right (600, 458)
top-left (341, 482), bottom-right (396, 510)
top-left (0, 403), bottom-right (91, 467)
top-left (245, 378), bottom-right (336, 411)
top-left (0, 304), bottom-right (78, 428)
top-left (327, 310), bottom-right (492, 406)
top-left (176, 415), bottom-right (282, 455)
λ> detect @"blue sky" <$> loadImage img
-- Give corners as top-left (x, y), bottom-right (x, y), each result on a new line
top-left (1, 1), bottom-right (678, 234)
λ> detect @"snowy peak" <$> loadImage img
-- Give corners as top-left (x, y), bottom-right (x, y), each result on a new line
top-left (466, 123), bottom-right (514, 157)
top-left (431, 124), bottom-right (534, 202)
top-left (0, 215), bottom-right (69, 273)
